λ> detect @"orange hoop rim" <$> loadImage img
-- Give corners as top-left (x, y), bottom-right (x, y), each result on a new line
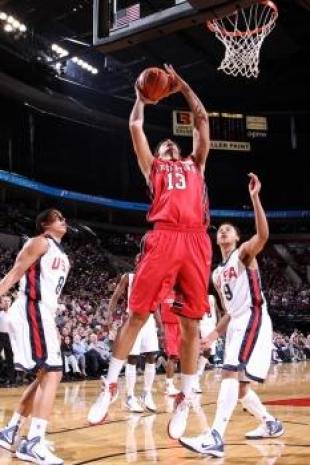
top-left (207, 0), bottom-right (278, 38)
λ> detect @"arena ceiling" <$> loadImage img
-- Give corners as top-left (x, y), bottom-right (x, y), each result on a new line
top-left (0, 0), bottom-right (309, 115)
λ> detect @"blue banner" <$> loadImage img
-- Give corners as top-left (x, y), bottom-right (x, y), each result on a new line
top-left (0, 170), bottom-right (309, 219)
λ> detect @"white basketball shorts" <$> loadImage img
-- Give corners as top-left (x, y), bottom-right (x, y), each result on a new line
top-left (7, 296), bottom-right (62, 373)
top-left (130, 313), bottom-right (159, 356)
top-left (223, 306), bottom-right (272, 382)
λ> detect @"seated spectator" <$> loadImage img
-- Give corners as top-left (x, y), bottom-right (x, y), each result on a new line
top-left (72, 334), bottom-right (87, 377)
top-left (0, 295), bottom-right (15, 387)
top-left (85, 333), bottom-right (110, 378)
top-left (61, 335), bottom-right (81, 380)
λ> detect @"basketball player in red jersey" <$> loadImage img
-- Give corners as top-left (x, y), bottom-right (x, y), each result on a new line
top-left (0, 209), bottom-right (69, 465)
top-left (88, 64), bottom-right (212, 439)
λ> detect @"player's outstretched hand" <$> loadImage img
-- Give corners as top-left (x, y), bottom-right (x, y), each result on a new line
top-left (164, 64), bottom-right (187, 95)
top-left (135, 83), bottom-right (158, 105)
top-left (248, 172), bottom-right (261, 198)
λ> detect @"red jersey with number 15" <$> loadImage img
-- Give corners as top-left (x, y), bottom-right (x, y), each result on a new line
top-left (147, 157), bottom-right (209, 227)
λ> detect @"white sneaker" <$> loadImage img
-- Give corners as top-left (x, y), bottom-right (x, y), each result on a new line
top-left (179, 429), bottom-right (224, 457)
top-left (87, 379), bottom-right (118, 425)
top-left (0, 425), bottom-right (20, 452)
top-left (15, 436), bottom-right (63, 465)
top-left (245, 420), bottom-right (284, 439)
top-left (165, 384), bottom-right (180, 397)
top-left (167, 392), bottom-right (190, 439)
top-left (126, 395), bottom-right (144, 413)
top-left (140, 391), bottom-right (157, 412)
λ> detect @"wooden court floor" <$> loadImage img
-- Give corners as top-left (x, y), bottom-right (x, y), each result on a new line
top-left (0, 362), bottom-right (309, 465)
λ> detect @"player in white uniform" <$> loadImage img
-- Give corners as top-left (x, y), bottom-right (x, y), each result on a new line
top-left (0, 209), bottom-right (69, 465)
top-left (180, 174), bottom-right (284, 457)
top-left (103, 264), bottom-right (158, 416)
top-left (193, 294), bottom-right (218, 393)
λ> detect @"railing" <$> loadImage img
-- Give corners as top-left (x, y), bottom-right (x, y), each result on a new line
top-left (1, 170), bottom-right (310, 219)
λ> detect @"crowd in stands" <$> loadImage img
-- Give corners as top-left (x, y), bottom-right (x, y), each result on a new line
top-left (260, 254), bottom-right (310, 309)
top-left (0, 226), bottom-right (309, 386)
top-left (272, 329), bottom-right (310, 363)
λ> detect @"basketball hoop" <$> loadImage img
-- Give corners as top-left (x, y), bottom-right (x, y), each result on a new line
top-left (207, 0), bottom-right (278, 78)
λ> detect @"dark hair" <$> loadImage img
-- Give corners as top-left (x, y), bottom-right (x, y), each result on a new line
top-left (218, 222), bottom-right (241, 239)
top-left (36, 209), bottom-right (62, 234)
top-left (154, 139), bottom-right (181, 157)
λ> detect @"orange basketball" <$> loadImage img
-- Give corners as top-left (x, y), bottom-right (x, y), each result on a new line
top-left (136, 67), bottom-right (172, 102)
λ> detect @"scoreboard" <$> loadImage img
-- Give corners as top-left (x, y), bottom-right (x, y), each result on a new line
top-left (173, 110), bottom-right (268, 152)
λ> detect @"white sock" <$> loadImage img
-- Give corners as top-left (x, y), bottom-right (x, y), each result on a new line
top-left (212, 378), bottom-right (239, 438)
top-left (240, 388), bottom-right (274, 423)
top-left (125, 363), bottom-right (137, 397)
top-left (7, 412), bottom-right (26, 430)
top-left (106, 357), bottom-right (125, 384)
top-left (181, 373), bottom-right (196, 398)
top-left (197, 355), bottom-right (208, 377)
top-left (144, 363), bottom-right (156, 393)
top-left (27, 417), bottom-right (48, 441)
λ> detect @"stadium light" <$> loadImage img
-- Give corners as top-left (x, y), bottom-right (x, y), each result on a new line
top-left (51, 43), bottom-right (69, 57)
top-left (70, 56), bottom-right (99, 74)
top-left (12, 19), bottom-right (20, 29)
top-left (0, 12), bottom-right (27, 33)
top-left (4, 23), bottom-right (13, 32)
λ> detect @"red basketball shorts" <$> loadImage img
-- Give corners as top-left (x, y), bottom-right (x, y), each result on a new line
top-left (163, 322), bottom-right (181, 358)
top-left (129, 224), bottom-right (212, 319)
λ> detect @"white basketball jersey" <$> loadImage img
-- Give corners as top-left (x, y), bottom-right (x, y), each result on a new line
top-left (19, 236), bottom-right (70, 313)
top-left (212, 249), bottom-right (266, 318)
top-left (126, 272), bottom-right (134, 312)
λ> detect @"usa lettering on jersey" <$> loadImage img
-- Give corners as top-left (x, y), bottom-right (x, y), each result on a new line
top-left (215, 266), bottom-right (238, 288)
top-left (51, 257), bottom-right (67, 272)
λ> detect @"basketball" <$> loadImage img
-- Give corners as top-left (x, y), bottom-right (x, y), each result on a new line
top-left (136, 67), bottom-right (172, 102)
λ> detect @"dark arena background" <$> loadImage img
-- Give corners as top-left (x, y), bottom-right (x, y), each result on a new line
top-left (0, 1), bottom-right (309, 465)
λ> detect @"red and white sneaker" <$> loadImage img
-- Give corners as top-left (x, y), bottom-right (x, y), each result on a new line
top-left (167, 392), bottom-right (191, 440)
top-left (87, 378), bottom-right (118, 425)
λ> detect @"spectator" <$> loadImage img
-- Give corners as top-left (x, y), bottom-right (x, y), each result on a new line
top-left (0, 295), bottom-right (15, 387)
top-left (61, 336), bottom-right (81, 380)
top-left (85, 333), bottom-right (110, 378)
top-left (72, 334), bottom-right (87, 377)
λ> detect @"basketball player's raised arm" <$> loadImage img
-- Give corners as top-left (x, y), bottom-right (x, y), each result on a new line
top-left (129, 89), bottom-right (154, 181)
top-left (107, 273), bottom-right (129, 319)
top-left (164, 64), bottom-right (210, 172)
top-left (239, 173), bottom-right (269, 266)
top-left (0, 237), bottom-right (48, 298)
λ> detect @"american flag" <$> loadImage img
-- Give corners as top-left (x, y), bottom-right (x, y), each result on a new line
top-left (115, 3), bottom-right (140, 28)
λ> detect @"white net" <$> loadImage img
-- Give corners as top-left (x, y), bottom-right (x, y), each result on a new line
top-left (208, 1), bottom-right (278, 78)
